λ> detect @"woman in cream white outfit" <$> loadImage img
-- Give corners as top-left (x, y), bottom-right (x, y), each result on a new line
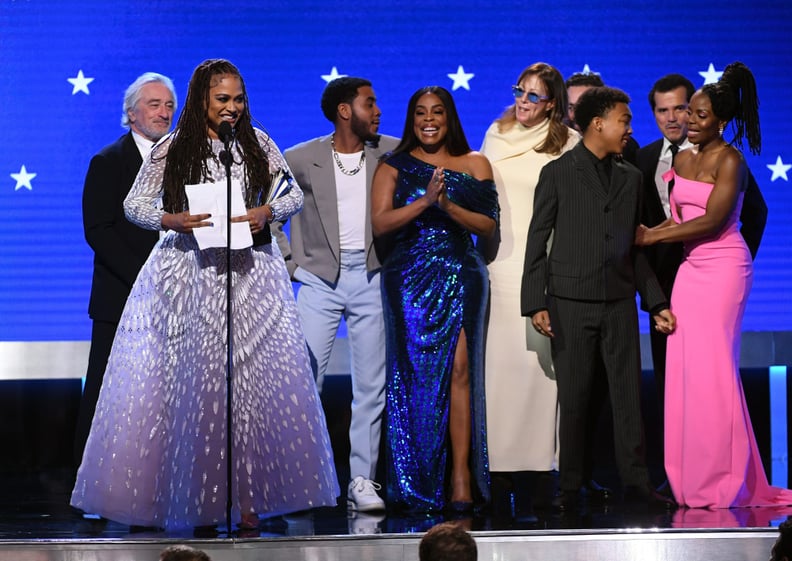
top-left (480, 63), bottom-right (578, 507)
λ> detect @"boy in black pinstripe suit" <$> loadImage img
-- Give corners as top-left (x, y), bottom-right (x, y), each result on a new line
top-left (521, 86), bottom-right (676, 511)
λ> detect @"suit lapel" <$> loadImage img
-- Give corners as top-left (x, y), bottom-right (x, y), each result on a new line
top-left (121, 132), bottom-right (144, 194)
top-left (573, 145), bottom-right (608, 201)
top-left (310, 135), bottom-right (341, 261)
top-left (608, 159), bottom-right (629, 202)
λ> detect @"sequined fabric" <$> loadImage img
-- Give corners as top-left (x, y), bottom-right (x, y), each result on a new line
top-left (381, 152), bottom-right (497, 512)
top-left (70, 130), bottom-right (339, 529)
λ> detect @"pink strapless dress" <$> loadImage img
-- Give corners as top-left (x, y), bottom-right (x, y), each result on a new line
top-left (664, 170), bottom-right (792, 508)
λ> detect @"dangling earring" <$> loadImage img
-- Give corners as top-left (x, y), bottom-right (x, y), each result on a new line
top-left (718, 123), bottom-right (725, 136)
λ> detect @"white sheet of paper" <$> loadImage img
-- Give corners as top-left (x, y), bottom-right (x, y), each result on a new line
top-left (185, 179), bottom-right (253, 250)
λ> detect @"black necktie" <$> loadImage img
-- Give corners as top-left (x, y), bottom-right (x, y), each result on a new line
top-left (668, 144), bottom-right (679, 192)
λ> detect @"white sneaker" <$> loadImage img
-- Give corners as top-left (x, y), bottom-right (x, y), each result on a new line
top-left (347, 476), bottom-right (386, 512)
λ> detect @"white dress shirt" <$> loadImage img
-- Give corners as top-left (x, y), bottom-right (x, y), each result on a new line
top-left (655, 137), bottom-right (692, 218)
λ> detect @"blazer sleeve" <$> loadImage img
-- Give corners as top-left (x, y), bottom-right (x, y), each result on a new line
top-left (271, 220), bottom-right (295, 277)
top-left (632, 179), bottom-right (668, 312)
top-left (739, 167), bottom-right (767, 260)
top-left (633, 247), bottom-right (668, 313)
top-left (520, 164), bottom-right (557, 316)
top-left (83, 150), bottom-right (148, 287)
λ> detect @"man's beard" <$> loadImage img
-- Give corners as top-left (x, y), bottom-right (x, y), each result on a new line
top-left (351, 113), bottom-right (379, 144)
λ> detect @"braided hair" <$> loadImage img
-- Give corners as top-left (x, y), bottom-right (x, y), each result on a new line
top-left (160, 59), bottom-right (270, 212)
top-left (702, 61), bottom-right (761, 155)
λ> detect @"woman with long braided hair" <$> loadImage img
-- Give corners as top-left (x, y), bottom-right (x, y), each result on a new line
top-left (637, 62), bottom-right (792, 508)
top-left (71, 59), bottom-right (339, 530)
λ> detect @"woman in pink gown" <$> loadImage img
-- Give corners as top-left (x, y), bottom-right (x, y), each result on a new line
top-left (636, 62), bottom-right (792, 509)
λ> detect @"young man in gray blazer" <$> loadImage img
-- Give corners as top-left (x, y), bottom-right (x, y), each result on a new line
top-left (276, 77), bottom-right (398, 512)
top-left (521, 86), bottom-right (676, 511)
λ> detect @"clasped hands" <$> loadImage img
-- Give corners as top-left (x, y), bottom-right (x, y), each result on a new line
top-left (653, 309), bottom-right (676, 334)
top-left (424, 167), bottom-right (449, 210)
top-left (162, 205), bottom-right (273, 234)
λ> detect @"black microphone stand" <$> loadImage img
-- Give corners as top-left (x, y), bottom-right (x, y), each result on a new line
top-left (218, 123), bottom-right (234, 535)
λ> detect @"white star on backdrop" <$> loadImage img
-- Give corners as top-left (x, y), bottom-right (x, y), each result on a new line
top-left (68, 70), bottom-right (94, 95)
top-left (698, 63), bottom-right (722, 85)
top-left (321, 67), bottom-right (347, 83)
top-left (767, 156), bottom-right (792, 182)
top-left (447, 65), bottom-right (474, 91)
top-left (581, 64), bottom-right (599, 75)
top-left (11, 165), bottom-right (36, 191)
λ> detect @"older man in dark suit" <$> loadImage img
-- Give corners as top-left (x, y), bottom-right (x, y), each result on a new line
top-left (521, 86), bottom-right (676, 510)
top-left (74, 73), bottom-right (176, 465)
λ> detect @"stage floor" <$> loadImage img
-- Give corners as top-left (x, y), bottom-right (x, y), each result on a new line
top-left (1, 468), bottom-right (790, 561)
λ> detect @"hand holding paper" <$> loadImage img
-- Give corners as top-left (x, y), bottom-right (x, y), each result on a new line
top-left (185, 179), bottom-right (254, 250)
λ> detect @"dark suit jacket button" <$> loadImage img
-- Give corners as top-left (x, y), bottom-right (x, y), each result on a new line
top-left (603, 206), bottom-right (611, 212)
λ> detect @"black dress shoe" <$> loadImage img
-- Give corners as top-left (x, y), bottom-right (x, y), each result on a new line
top-left (581, 479), bottom-right (612, 503)
top-left (551, 490), bottom-right (580, 512)
top-left (656, 479), bottom-right (674, 499)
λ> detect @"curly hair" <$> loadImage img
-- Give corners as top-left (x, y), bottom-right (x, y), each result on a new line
top-left (495, 62), bottom-right (571, 155)
top-left (160, 59), bottom-right (270, 213)
top-left (320, 77), bottom-right (372, 123)
top-left (574, 86), bottom-right (631, 133)
top-left (701, 61), bottom-right (761, 155)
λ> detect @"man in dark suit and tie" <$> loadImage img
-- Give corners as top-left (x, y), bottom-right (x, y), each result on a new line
top-left (521, 86), bottom-right (676, 510)
top-left (75, 73), bottom-right (176, 465)
top-left (636, 74), bottom-right (767, 476)
top-left (275, 77), bottom-right (398, 514)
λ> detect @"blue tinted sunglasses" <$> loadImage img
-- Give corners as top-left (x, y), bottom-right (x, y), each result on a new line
top-left (512, 85), bottom-right (550, 104)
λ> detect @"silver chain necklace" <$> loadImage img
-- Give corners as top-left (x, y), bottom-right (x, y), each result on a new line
top-left (331, 135), bottom-right (365, 176)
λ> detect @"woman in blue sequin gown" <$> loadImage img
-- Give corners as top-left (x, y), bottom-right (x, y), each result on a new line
top-left (371, 86), bottom-right (499, 512)
top-left (70, 60), bottom-right (339, 530)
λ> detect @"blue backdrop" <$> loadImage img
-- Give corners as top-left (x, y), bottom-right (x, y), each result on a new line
top-left (1, 0), bottom-right (790, 345)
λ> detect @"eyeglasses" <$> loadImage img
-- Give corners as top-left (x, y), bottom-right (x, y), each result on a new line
top-left (512, 86), bottom-right (550, 104)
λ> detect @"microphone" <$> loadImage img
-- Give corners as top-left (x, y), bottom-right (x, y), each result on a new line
top-left (218, 121), bottom-right (235, 148)
top-left (218, 122), bottom-right (234, 166)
